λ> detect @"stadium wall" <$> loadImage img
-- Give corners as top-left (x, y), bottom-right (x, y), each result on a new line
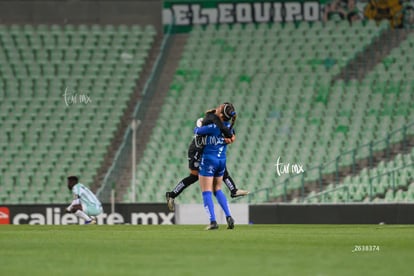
top-left (175, 204), bottom-right (249, 224)
top-left (249, 204), bottom-right (414, 224)
top-left (0, 204), bottom-right (174, 225)
top-left (0, 0), bottom-right (163, 32)
top-left (2, 204), bottom-right (414, 225)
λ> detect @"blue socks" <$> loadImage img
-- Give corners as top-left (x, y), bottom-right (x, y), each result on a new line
top-left (202, 190), bottom-right (232, 222)
top-left (202, 191), bottom-right (216, 222)
top-left (214, 190), bottom-right (231, 217)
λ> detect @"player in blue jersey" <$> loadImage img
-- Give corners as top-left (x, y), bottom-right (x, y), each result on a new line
top-left (65, 176), bottom-right (103, 224)
top-left (194, 103), bottom-right (237, 230)
top-left (165, 107), bottom-right (248, 212)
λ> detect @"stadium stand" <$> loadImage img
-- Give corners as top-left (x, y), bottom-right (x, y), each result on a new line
top-left (1, 20), bottom-right (412, 205)
top-left (300, 31), bottom-right (414, 203)
top-left (303, 148), bottom-right (414, 203)
top-left (130, 20), bottom-right (414, 204)
top-left (0, 24), bottom-right (156, 204)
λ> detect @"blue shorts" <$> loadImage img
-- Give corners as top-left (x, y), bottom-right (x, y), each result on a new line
top-left (199, 155), bottom-right (226, 177)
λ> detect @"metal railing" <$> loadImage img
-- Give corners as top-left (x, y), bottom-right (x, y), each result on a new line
top-left (303, 185), bottom-right (350, 203)
top-left (301, 162), bottom-right (413, 203)
top-left (245, 121), bottom-right (414, 203)
top-left (367, 162), bottom-right (413, 200)
top-left (96, 21), bottom-right (175, 202)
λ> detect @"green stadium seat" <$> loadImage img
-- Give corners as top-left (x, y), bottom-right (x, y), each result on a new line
top-left (0, 23), bottom-right (156, 204)
top-left (126, 20), bottom-right (414, 204)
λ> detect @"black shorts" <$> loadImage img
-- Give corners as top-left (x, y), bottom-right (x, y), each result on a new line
top-left (188, 138), bottom-right (203, 171)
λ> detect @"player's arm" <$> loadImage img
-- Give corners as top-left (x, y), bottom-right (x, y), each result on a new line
top-left (203, 113), bottom-right (233, 138)
top-left (65, 194), bottom-right (81, 213)
top-left (224, 134), bottom-right (236, 144)
top-left (194, 124), bottom-right (216, 135)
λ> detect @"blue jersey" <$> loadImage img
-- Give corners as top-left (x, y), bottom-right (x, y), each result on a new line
top-left (194, 121), bottom-right (233, 160)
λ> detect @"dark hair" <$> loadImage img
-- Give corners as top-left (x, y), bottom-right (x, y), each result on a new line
top-left (67, 176), bottom-right (79, 183)
top-left (205, 108), bottom-right (216, 115)
top-left (222, 102), bottom-right (236, 121)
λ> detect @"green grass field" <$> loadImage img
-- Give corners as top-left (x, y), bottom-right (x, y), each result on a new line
top-left (0, 225), bottom-right (413, 276)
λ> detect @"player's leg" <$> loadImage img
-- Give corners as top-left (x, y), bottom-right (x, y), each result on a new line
top-left (199, 156), bottom-right (218, 230)
top-left (165, 170), bottom-right (198, 211)
top-left (169, 171), bottom-right (199, 198)
top-left (69, 204), bottom-right (95, 224)
top-left (213, 165), bottom-right (234, 229)
top-left (85, 204), bottom-right (103, 224)
top-left (166, 150), bottom-right (201, 211)
top-left (223, 167), bottom-right (249, 198)
top-left (200, 175), bottom-right (217, 230)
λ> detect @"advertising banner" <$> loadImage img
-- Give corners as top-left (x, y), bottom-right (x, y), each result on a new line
top-left (175, 203), bottom-right (249, 224)
top-left (163, 0), bottom-right (413, 33)
top-left (249, 203), bottom-right (414, 224)
top-left (0, 204), bottom-right (175, 225)
top-left (163, 0), bottom-right (326, 32)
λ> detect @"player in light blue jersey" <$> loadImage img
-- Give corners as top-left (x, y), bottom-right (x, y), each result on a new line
top-left (65, 176), bottom-right (103, 224)
top-left (194, 103), bottom-right (236, 230)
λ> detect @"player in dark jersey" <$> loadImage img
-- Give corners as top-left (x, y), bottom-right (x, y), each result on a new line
top-left (165, 106), bottom-right (248, 212)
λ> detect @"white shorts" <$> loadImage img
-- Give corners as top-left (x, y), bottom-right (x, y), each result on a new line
top-left (82, 203), bottom-right (103, 216)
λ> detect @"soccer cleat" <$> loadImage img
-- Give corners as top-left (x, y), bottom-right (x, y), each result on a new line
top-left (205, 221), bottom-right (219, 230)
top-left (231, 189), bottom-right (249, 198)
top-left (166, 192), bottom-right (175, 212)
top-left (226, 216), bottom-right (235, 229)
top-left (85, 219), bottom-right (97, 225)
